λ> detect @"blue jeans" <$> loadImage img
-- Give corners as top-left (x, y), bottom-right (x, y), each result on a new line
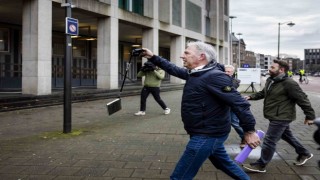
top-left (256, 120), bottom-right (310, 166)
top-left (170, 135), bottom-right (250, 180)
top-left (231, 111), bottom-right (244, 140)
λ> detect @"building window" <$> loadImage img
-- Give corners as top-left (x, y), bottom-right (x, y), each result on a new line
top-left (224, 0), bottom-right (229, 16)
top-left (132, 0), bottom-right (143, 15)
top-left (185, 0), bottom-right (201, 33)
top-left (224, 21), bottom-right (228, 41)
top-left (305, 59), bottom-right (309, 64)
top-left (0, 28), bottom-right (9, 52)
top-left (172, 0), bottom-right (182, 27)
top-left (118, 0), bottom-right (143, 15)
top-left (118, 0), bottom-right (129, 10)
top-left (206, 17), bottom-right (211, 36)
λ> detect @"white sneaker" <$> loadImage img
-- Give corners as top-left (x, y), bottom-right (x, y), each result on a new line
top-left (164, 108), bottom-right (171, 115)
top-left (294, 153), bottom-right (313, 166)
top-left (134, 111), bottom-right (145, 116)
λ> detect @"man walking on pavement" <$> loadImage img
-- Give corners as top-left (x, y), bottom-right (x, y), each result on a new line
top-left (225, 65), bottom-right (246, 148)
top-left (140, 41), bottom-right (260, 180)
top-left (243, 59), bottom-right (315, 173)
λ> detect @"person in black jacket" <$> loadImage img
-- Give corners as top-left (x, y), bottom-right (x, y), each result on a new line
top-left (243, 60), bottom-right (315, 173)
top-left (140, 41), bottom-right (260, 180)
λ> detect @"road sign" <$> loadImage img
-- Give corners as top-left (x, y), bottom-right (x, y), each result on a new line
top-left (65, 17), bottom-right (78, 36)
top-left (243, 64), bottom-right (250, 68)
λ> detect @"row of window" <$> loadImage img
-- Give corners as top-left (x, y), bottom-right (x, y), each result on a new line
top-left (305, 55), bottom-right (320, 59)
top-left (305, 49), bottom-right (320, 53)
top-left (305, 59), bottom-right (320, 64)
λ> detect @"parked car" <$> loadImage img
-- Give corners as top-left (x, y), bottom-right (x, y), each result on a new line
top-left (311, 71), bottom-right (320, 77)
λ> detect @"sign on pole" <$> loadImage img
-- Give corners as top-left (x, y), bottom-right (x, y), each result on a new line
top-left (237, 68), bottom-right (261, 84)
top-left (65, 17), bottom-right (78, 36)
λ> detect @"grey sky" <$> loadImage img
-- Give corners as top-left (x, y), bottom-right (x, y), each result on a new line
top-left (230, 0), bottom-right (320, 59)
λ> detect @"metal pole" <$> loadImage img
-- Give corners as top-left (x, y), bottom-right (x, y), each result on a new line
top-left (64, 0), bottom-right (72, 133)
top-left (229, 20), bottom-right (232, 65)
top-left (238, 37), bottom-right (240, 68)
top-left (237, 33), bottom-right (242, 68)
top-left (229, 16), bottom-right (236, 65)
top-left (277, 22), bottom-right (280, 59)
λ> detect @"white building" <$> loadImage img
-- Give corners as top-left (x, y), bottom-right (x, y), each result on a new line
top-left (0, 0), bottom-right (230, 95)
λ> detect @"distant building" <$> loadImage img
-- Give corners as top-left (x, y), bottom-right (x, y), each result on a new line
top-left (231, 33), bottom-right (246, 68)
top-left (282, 58), bottom-right (301, 73)
top-left (254, 53), bottom-right (265, 69)
top-left (304, 48), bottom-right (320, 73)
top-left (264, 55), bottom-right (277, 70)
top-left (244, 50), bottom-right (256, 68)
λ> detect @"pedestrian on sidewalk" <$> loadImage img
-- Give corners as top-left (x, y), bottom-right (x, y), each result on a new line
top-left (141, 41), bottom-right (260, 180)
top-left (243, 59), bottom-right (315, 173)
top-left (225, 65), bottom-right (246, 148)
top-left (134, 61), bottom-right (170, 116)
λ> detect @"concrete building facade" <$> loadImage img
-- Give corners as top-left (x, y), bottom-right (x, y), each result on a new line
top-left (0, 0), bottom-right (230, 95)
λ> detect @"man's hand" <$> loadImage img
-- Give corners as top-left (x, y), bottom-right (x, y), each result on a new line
top-left (141, 48), bottom-right (154, 59)
top-left (244, 96), bottom-right (251, 100)
top-left (304, 119), bottom-right (314, 125)
top-left (244, 132), bottom-right (261, 149)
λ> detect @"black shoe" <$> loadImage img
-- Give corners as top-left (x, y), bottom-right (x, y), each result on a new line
top-left (294, 153), bottom-right (313, 166)
top-left (242, 163), bottom-right (266, 173)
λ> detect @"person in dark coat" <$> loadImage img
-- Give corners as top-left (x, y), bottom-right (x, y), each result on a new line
top-left (225, 65), bottom-right (245, 148)
top-left (140, 41), bottom-right (260, 180)
top-left (243, 60), bottom-right (315, 173)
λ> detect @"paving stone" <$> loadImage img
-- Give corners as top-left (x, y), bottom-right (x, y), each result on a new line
top-left (47, 166), bottom-right (82, 176)
top-left (0, 90), bottom-right (319, 179)
top-left (103, 168), bottom-right (134, 177)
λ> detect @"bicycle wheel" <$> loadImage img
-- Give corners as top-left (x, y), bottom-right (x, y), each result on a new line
top-left (305, 77), bottom-right (309, 84)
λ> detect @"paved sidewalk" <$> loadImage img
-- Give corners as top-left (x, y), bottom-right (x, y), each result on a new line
top-left (0, 90), bottom-right (319, 180)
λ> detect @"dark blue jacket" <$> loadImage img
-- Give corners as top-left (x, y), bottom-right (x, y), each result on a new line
top-left (149, 56), bottom-right (256, 137)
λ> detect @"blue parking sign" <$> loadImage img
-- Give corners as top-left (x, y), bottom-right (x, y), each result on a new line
top-left (66, 17), bottom-right (78, 36)
top-left (243, 64), bottom-right (250, 68)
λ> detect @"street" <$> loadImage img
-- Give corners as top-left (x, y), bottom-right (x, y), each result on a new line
top-left (0, 78), bottom-right (319, 179)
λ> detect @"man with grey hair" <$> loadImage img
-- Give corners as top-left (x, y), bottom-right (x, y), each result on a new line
top-left (225, 65), bottom-right (246, 148)
top-left (141, 41), bottom-right (260, 180)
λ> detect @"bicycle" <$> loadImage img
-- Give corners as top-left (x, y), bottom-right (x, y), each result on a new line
top-left (299, 75), bottom-right (309, 84)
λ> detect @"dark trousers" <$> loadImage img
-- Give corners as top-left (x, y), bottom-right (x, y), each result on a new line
top-left (140, 86), bottom-right (167, 111)
top-left (256, 120), bottom-right (310, 166)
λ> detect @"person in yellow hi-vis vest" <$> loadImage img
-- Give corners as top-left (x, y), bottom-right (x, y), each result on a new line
top-left (287, 70), bottom-right (293, 78)
top-left (299, 69), bottom-right (305, 82)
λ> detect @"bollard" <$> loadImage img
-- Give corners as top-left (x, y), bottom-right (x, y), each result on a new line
top-left (235, 130), bottom-right (265, 164)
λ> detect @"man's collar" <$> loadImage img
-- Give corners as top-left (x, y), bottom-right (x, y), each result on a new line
top-left (194, 65), bottom-right (205, 70)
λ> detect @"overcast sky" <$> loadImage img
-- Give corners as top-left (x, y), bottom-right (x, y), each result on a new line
top-left (230, 0), bottom-right (320, 59)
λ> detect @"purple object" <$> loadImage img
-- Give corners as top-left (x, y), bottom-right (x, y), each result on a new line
top-left (234, 130), bottom-right (265, 164)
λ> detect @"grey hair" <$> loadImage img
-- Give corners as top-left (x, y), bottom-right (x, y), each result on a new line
top-left (224, 65), bottom-right (235, 71)
top-left (186, 41), bottom-right (217, 62)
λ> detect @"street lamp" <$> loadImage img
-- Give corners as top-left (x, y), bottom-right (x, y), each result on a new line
top-left (229, 16), bottom-right (237, 65)
top-left (237, 33), bottom-right (242, 68)
top-left (277, 21), bottom-right (295, 59)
